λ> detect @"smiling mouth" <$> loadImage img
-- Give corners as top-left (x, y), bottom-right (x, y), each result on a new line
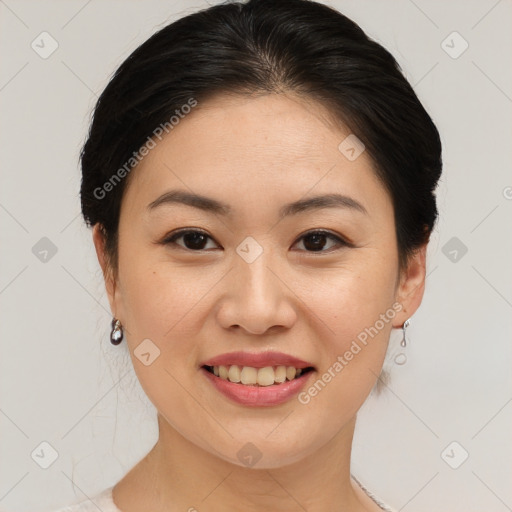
top-left (202, 364), bottom-right (315, 387)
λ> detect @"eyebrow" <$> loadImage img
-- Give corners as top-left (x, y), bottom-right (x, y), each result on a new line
top-left (147, 189), bottom-right (368, 219)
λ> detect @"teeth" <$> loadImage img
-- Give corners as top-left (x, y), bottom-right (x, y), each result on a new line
top-left (228, 365), bottom-right (241, 383)
top-left (286, 366), bottom-right (297, 380)
top-left (240, 366), bottom-right (257, 385)
top-left (219, 365), bottom-right (229, 379)
top-left (210, 364), bottom-right (308, 386)
top-left (257, 366), bottom-right (275, 386)
top-left (274, 365), bottom-right (287, 383)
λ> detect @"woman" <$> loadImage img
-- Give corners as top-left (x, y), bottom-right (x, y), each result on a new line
top-left (54, 0), bottom-right (442, 510)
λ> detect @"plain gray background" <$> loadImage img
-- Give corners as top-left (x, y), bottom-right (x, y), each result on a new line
top-left (1, 1), bottom-right (511, 511)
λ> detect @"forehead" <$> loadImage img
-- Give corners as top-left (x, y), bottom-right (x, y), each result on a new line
top-left (121, 92), bottom-right (391, 222)
top-left (156, 92), bottom-right (357, 169)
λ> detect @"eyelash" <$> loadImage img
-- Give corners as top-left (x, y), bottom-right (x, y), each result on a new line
top-left (161, 228), bottom-right (353, 254)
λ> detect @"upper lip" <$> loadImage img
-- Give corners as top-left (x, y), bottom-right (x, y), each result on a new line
top-left (200, 351), bottom-right (314, 369)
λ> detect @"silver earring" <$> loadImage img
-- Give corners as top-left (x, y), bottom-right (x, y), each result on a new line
top-left (110, 318), bottom-right (123, 345)
top-left (400, 318), bottom-right (411, 347)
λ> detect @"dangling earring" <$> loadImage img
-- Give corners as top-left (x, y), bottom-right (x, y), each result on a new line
top-left (400, 318), bottom-right (411, 347)
top-left (394, 318), bottom-right (411, 365)
top-left (110, 318), bottom-right (123, 345)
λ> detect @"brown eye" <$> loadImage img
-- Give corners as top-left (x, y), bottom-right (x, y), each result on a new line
top-left (163, 229), bottom-right (218, 251)
top-left (293, 230), bottom-right (349, 253)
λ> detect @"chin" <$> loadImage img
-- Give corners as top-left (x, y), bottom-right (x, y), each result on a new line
top-left (202, 431), bottom-right (321, 470)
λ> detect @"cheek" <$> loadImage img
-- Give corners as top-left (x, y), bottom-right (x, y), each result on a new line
top-left (299, 253), bottom-right (397, 394)
top-left (292, 283), bottom-right (395, 432)
top-left (302, 256), bottom-right (397, 342)
top-left (118, 241), bottom-right (192, 327)
top-left (119, 259), bottom-right (226, 359)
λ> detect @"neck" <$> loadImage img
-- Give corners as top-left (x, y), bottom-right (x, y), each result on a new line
top-left (114, 413), bottom-right (372, 512)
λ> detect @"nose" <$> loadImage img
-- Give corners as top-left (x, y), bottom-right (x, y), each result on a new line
top-left (216, 246), bottom-right (297, 335)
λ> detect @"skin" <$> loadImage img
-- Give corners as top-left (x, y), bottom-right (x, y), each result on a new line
top-left (93, 92), bottom-right (426, 512)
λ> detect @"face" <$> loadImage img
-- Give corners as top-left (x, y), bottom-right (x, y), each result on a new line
top-left (94, 92), bottom-right (426, 469)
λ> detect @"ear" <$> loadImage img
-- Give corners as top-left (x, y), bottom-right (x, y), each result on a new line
top-left (92, 223), bottom-right (118, 317)
top-left (392, 244), bottom-right (427, 327)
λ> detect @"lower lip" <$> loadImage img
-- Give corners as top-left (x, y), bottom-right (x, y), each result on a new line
top-left (200, 367), bottom-right (314, 407)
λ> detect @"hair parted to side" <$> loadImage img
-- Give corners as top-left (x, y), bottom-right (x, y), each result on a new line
top-left (80, 0), bottom-right (442, 282)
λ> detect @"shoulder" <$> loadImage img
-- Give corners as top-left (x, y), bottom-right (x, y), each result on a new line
top-left (49, 487), bottom-right (120, 512)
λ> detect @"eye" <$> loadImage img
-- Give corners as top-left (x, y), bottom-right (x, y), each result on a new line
top-left (161, 228), bottom-right (352, 253)
top-left (292, 230), bottom-right (351, 253)
top-left (162, 229), bottom-right (219, 251)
